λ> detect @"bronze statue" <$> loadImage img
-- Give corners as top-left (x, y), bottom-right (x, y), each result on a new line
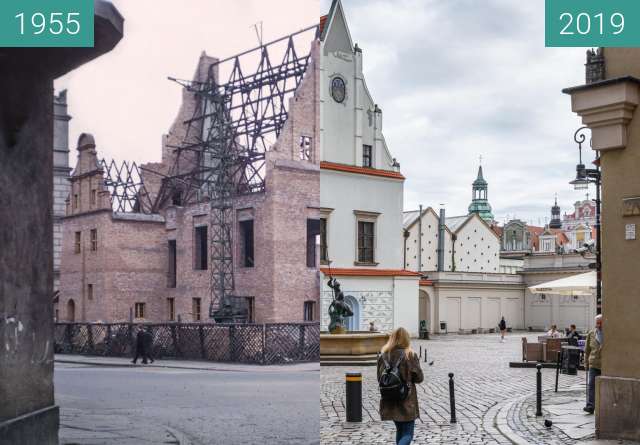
top-left (327, 277), bottom-right (353, 334)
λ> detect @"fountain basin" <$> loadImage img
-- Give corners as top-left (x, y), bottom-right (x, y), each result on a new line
top-left (320, 332), bottom-right (389, 366)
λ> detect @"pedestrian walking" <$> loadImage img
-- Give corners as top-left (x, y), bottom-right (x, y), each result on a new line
top-left (132, 325), bottom-right (148, 364)
top-left (583, 314), bottom-right (603, 414)
top-left (377, 327), bottom-right (424, 445)
top-left (499, 316), bottom-right (507, 342)
top-left (144, 326), bottom-right (155, 364)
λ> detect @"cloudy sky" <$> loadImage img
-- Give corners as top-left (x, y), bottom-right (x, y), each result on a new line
top-left (55, 0), bottom-right (318, 166)
top-left (322, 0), bottom-right (592, 225)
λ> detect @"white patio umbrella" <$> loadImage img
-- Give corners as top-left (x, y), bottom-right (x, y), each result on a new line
top-left (528, 271), bottom-right (596, 296)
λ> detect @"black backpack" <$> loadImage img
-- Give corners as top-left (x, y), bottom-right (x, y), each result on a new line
top-left (379, 350), bottom-right (409, 402)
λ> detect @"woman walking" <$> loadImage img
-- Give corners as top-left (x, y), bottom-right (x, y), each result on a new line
top-left (377, 327), bottom-right (424, 445)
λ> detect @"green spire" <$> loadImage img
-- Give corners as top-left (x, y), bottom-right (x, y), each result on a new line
top-left (468, 163), bottom-right (494, 222)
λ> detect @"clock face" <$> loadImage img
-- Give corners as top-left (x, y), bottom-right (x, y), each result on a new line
top-left (331, 77), bottom-right (346, 103)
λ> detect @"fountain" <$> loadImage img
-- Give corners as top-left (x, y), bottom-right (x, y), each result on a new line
top-left (320, 277), bottom-right (389, 366)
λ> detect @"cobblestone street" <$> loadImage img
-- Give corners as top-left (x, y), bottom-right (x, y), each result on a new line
top-left (321, 333), bottom-right (622, 445)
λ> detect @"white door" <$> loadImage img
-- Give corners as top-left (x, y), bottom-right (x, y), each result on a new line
top-left (445, 297), bottom-right (461, 333)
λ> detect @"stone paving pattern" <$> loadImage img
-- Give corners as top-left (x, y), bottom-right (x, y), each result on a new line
top-left (321, 333), bottom-right (589, 445)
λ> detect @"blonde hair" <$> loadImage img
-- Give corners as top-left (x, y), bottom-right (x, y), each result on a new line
top-left (381, 327), bottom-right (414, 357)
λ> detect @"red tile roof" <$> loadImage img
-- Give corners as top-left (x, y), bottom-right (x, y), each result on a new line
top-left (320, 267), bottom-right (420, 277)
top-left (320, 15), bottom-right (328, 35)
top-left (320, 161), bottom-right (405, 180)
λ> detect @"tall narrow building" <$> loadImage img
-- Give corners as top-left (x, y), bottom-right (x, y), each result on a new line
top-left (468, 163), bottom-right (494, 222)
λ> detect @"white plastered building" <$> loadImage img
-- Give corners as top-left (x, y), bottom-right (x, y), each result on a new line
top-left (319, 0), bottom-right (420, 336)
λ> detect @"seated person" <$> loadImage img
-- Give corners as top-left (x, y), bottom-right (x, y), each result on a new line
top-left (546, 324), bottom-right (562, 338)
top-left (566, 324), bottom-right (580, 340)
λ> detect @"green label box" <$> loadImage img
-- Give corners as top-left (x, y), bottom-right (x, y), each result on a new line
top-left (0, 0), bottom-right (94, 47)
top-left (546, 0), bottom-right (640, 47)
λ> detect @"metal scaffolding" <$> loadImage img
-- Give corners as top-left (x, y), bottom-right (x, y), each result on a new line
top-left (94, 24), bottom-right (319, 322)
top-left (166, 25), bottom-right (319, 321)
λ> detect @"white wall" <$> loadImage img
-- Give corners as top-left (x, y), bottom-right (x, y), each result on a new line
top-left (455, 216), bottom-right (500, 273)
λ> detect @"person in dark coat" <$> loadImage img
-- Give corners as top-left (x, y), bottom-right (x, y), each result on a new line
top-left (144, 327), bottom-right (155, 364)
top-left (377, 327), bottom-right (424, 445)
top-left (499, 316), bottom-right (507, 342)
top-left (132, 325), bottom-right (148, 364)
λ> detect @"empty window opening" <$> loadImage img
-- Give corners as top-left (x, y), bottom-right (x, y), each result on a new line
top-left (90, 229), bottom-right (97, 251)
top-left (167, 298), bottom-right (175, 321)
top-left (134, 302), bottom-right (145, 319)
top-left (194, 226), bottom-right (208, 270)
top-left (240, 220), bottom-right (255, 267)
top-left (307, 219), bottom-right (320, 268)
top-left (304, 301), bottom-right (315, 321)
top-left (168, 240), bottom-right (177, 288)
top-left (192, 298), bottom-right (202, 321)
top-left (299, 135), bottom-right (312, 160)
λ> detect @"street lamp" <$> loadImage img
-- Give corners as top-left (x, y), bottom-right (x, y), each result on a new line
top-left (569, 126), bottom-right (602, 315)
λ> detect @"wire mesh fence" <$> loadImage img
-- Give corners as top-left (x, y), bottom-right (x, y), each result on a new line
top-left (54, 322), bottom-right (319, 365)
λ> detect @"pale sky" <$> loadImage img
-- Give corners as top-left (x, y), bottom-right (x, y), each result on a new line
top-left (57, 0), bottom-right (595, 227)
top-left (55, 0), bottom-right (318, 164)
top-left (321, 0), bottom-right (593, 226)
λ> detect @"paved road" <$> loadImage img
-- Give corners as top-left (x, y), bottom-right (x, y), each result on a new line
top-left (55, 363), bottom-right (319, 445)
top-left (321, 333), bottom-right (593, 445)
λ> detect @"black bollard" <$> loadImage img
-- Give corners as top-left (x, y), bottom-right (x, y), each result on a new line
top-left (536, 363), bottom-right (543, 417)
top-left (419, 345), bottom-right (422, 359)
top-left (424, 350), bottom-right (428, 363)
top-left (448, 372), bottom-right (457, 424)
top-left (345, 372), bottom-right (362, 422)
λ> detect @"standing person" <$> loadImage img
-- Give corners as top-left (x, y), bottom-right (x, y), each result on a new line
top-left (498, 316), bottom-right (507, 343)
top-left (369, 321), bottom-right (376, 332)
top-left (584, 314), bottom-right (603, 414)
top-left (547, 324), bottom-right (561, 338)
top-left (377, 327), bottom-right (423, 445)
top-left (132, 325), bottom-right (148, 364)
top-left (144, 327), bottom-right (155, 364)
top-left (566, 324), bottom-right (580, 340)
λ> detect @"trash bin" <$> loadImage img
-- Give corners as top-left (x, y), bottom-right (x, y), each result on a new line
top-left (440, 321), bottom-right (447, 334)
top-left (561, 346), bottom-right (580, 375)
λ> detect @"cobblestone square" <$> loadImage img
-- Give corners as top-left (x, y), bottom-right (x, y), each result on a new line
top-left (321, 333), bottom-right (629, 445)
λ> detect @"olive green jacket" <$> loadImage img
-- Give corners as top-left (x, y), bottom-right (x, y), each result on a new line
top-left (584, 329), bottom-right (603, 370)
top-left (377, 348), bottom-right (424, 422)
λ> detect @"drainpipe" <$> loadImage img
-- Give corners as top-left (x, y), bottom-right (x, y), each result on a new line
top-left (403, 229), bottom-right (410, 268)
top-left (418, 205), bottom-right (423, 272)
top-left (451, 234), bottom-right (457, 272)
top-left (437, 207), bottom-right (445, 272)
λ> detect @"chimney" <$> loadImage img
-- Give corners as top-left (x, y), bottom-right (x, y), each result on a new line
top-left (437, 207), bottom-right (446, 272)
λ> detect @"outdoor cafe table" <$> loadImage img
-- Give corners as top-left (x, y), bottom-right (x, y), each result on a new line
top-left (555, 345), bottom-right (584, 392)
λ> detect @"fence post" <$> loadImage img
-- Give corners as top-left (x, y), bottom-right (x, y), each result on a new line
top-left (299, 324), bottom-right (305, 360)
top-left (229, 325), bottom-right (236, 362)
top-left (199, 325), bottom-right (205, 359)
top-left (536, 363), bottom-right (543, 417)
top-left (87, 323), bottom-right (94, 354)
top-left (262, 324), bottom-right (267, 365)
top-left (448, 372), bottom-right (457, 424)
top-left (65, 323), bottom-right (73, 353)
top-left (105, 324), bottom-right (112, 356)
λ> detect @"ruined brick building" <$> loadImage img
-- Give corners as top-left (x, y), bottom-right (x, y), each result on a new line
top-left (57, 27), bottom-right (321, 324)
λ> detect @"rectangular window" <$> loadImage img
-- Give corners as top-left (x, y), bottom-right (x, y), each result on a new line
top-left (73, 194), bottom-right (79, 210)
top-left (304, 301), bottom-right (315, 321)
top-left (194, 226), bottom-right (208, 270)
top-left (192, 298), bottom-right (201, 321)
top-left (239, 220), bottom-right (255, 267)
top-left (90, 229), bottom-right (97, 251)
top-left (87, 284), bottom-right (93, 300)
top-left (358, 221), bottom-right (375, 263)
top-left (167, 298), bottom-right (175, 321)
top-left (90, 189), bottom-right (97, 207)
top-left (134, 302), bottom-right (145, 319)
top-left (307, 219), bottom-right (320, 268)
top-left (362, 144), bottom-right (372, 168)
top-left (74, 231), bottom-right (81, 254)
top-left (167, 240), bottom-right (177, 288)
top-left (320, 218), bottom-right (328, 263)
top-left (246, 297), bottom-right (255, 323)
top-left (299, 135), bottom-right (312, 160)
